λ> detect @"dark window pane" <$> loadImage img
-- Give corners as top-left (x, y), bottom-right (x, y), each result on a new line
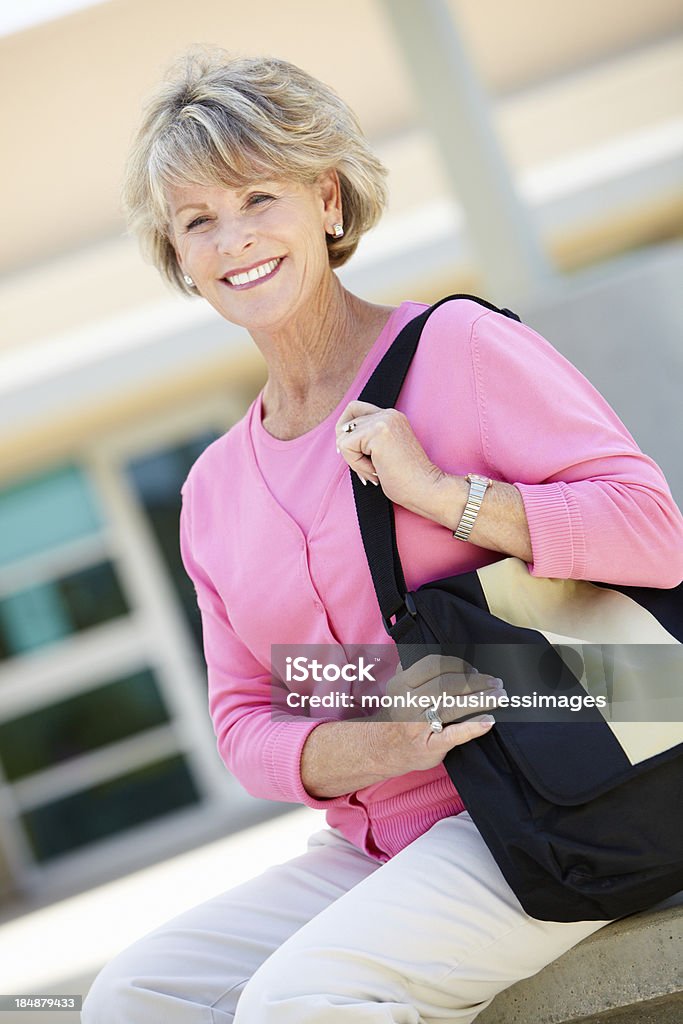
top-left (126, 432), bottom-right (219, 660)
top-left (59, 561), bottom-right (129, 631)
top-left (0, 560), bottom-right (129, 661)
top-left (0, 669), bottom-right (169, 780)
top-left (21, 755), bottom-right (199, 862)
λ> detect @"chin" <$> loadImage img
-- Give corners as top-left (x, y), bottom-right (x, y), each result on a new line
top-left (217, 289), bottom-right (307, 334)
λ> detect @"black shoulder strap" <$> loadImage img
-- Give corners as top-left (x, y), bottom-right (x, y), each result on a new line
top-left (351, 294), bottom-right (521, 637)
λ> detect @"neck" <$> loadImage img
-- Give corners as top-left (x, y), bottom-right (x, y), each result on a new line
top-left (255, 274), bottom-right (386, 413)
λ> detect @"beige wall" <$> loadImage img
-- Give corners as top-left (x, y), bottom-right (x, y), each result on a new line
top-left (1, 0), bottom-right (682, 469)
top-left (2, 0), bottom-right (682, 274)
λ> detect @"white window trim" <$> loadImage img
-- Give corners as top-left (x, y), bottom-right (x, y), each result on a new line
top-left (0, 391), bottom-right (267, 905)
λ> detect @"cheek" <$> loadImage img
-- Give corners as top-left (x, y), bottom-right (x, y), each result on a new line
top-left (172, 235), bottom-right (191, 267)
top-left (178, 236), bottom-right (212, 271)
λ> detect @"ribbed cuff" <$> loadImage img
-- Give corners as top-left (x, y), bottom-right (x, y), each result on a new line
top-left (515, 481), bottom-right (587, 579)
top-left (266, 718), bottom-right (348, 809)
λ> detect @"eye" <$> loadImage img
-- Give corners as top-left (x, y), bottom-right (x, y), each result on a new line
top-left (247, 193), bottom-right (275, 207)
top-left (185, 215), bottom-right (210, 231)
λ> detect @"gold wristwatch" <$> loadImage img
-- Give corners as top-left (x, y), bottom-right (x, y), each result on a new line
top-left (453, 474), bottom-right (493, 541)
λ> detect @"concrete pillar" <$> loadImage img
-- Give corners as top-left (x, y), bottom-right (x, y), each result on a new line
top-left (379, 0), bottom-right (558, 302)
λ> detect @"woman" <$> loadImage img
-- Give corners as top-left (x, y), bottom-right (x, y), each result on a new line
top-left (83, 49), bottom-right (683, 1023)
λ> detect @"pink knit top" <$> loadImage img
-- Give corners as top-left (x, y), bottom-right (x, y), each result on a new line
top-left (179, 299), bottom-right (683, 862)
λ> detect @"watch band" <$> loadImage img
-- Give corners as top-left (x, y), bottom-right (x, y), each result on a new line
top-left (453, 474), bottom-right (493, 542)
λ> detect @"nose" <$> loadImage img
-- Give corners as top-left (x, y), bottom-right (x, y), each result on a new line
top-left (215, 214), bottom-right (255, 258)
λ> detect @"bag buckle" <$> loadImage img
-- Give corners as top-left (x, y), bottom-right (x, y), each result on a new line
top-left (382, 592), bottom-right (417, 634)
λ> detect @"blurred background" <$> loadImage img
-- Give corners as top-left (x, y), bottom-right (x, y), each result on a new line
top-left (0, 0), bottom-right (682, 1012)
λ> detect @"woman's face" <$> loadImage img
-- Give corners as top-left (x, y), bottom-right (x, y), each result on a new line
top-left (168, 171), bottom-right (340, 333)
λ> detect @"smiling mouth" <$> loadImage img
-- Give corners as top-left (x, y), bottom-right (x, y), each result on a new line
top-left (223, 257), bottom-right (284, 289)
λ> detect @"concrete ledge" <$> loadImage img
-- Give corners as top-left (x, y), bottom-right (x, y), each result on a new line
top-left (478, 894), bottom-right (683, 1023)
top-left (572, 992), bottom-right (683, 1023)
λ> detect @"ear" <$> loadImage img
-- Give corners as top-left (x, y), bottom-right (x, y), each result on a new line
top-left (317, 168), bottom-right (343, 224)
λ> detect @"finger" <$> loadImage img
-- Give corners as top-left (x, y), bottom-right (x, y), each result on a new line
top-left (335, 411), bottom-right (378, 444)
top-left (408, 680), bottom-right (504, 725)
top-left (336, 421), bottom-right (382, 485)
top-left (399, 654), bottom-right (491, 690)
top-left (438, 671), bottom-right (504, 696)
top-left (336, 401), bottom-right (383, 432)
top-left (338, 447), bottom-right (379, 485)
top-left (436, 686), bottom-right (506, 724)
top-left (385, 675), bottom-right (505, 726)
top-left (433, 654), bottom-right (484, 680)
top-left (399, 653), bottom-right (451, 687)
top-left (335, 412), bottom-right (369, 451)
top-left (405, 673), bottom-right (500, 703)
top-left (438, 715), bottom-right (496, 748)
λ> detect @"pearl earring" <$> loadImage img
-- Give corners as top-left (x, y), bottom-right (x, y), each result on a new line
top-left (331, 223), bottom-right (344, 238)
top-left (183, 274), bottom-right (195, 287)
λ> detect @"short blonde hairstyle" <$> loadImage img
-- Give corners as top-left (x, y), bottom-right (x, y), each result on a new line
top-left (122, 48), bottom-right (389, 295)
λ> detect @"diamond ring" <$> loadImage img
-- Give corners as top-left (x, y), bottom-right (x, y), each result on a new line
top-left (342, 421), bottom-right (357, 433)
top-left (425, 708), bottom-right (443, 733)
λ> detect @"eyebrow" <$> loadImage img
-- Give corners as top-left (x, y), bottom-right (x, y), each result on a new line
top-left (173, 202), bottom-right (210, 217)
top-left (172, 181), bottom-right (283, 218)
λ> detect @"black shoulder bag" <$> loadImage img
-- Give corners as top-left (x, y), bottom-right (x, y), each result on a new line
top-left (351, 294), bottom-right (683, 922)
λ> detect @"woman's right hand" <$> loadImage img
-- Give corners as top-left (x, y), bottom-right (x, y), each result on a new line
top-left (301, 654), bottom-right (505, 799)
top-left (366, 654), bottom-right (504, 776)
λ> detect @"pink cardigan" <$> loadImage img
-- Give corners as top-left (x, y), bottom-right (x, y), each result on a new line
top-left (180, 299), bottom-right (683, 862)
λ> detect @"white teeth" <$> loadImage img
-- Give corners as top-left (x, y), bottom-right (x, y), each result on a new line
top-left (226, 258), bottom-right (281, 286)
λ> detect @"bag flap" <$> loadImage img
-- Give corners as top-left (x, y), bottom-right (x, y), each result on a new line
top-left (495, 720), bottom-right (683, 804)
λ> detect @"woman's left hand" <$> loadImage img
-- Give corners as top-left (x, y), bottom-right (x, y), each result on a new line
top-left (336, 401), bottom-right (445, 518)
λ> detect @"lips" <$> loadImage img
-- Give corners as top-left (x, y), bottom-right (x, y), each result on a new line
top-left (222, 256), bottom-right (284, 289)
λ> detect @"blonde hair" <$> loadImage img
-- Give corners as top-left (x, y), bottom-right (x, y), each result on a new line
top-left (122, 48), bottom-right (389, 295)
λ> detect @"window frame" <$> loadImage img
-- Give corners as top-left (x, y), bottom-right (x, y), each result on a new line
top-left (0, 394), bottom-right (264, 906)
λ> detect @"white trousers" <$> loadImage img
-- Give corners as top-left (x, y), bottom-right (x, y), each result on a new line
top-left (82, 813), bottom-right (609, 1023)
